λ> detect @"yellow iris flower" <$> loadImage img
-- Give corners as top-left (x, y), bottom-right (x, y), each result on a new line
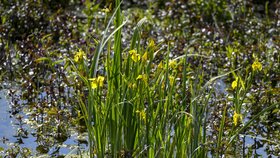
top-left (129, 50), bottom-right (140, 62)
top-left (252, 60), bottom-right (262, 71)
top-left (148, 39), bottom-right (155, 48)
top-left (89, 76), bottom-right (105, 89)
top-left (233, 111), bottom-right (243, 126)
top-left (136, 110), bottom-right (146, 122)
top-left (74, 49), bottom-right (85, 63)
top-left (136, 75), bottom-right (143, 80)
top-left (136, 74), bottom-right (148, 84)
top-left (231, 77), bottom-right (238, 90)
top-left (169, 60), bottom-right (177, 69)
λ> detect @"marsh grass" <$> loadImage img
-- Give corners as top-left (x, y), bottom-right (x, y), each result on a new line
top-left (68, 2), bottom-right (279, 158)
top-left (0, 0), bottom-right (279, 157)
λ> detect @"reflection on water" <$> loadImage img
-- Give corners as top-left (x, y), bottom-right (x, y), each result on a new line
top-left (1, 83), bottom-right (279, 157)
top-left (0, 89), bottom-right (87, 157)
top-left (206, 78), bottom-right (280, 157)
top-left (0, 89), bottom-right (39, 154)
top-left (0, 90), bottom-right (15, 148)
top-left (213, 78), bottom-right (228, 96)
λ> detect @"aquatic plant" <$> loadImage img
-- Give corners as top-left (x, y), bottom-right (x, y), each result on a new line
top-left (1, 0), bottom-right (279, 157)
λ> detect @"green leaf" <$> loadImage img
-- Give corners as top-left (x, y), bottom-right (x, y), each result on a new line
top-left (2, 16), bottom-right (6, 24)
top-left (52, 59), bottom-right (64, 66)
top-left (35, 57), bottom-right (51, 63)
top-left (272, 108), bottom-right (279, 114)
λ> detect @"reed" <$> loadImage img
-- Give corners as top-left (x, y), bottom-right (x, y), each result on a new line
top-left (68, 2), bottom-right (279, 157)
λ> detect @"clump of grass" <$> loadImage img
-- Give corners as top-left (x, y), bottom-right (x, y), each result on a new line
top-left (69, 2), bottom-right (212, 156)
top-left (68, 2), bottom-right (279, 158)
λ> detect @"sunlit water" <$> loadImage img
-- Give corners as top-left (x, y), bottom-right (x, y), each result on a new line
top-left (0, 90), bottom-right (15, 148)
top-left (0, 89), bottom-right (87, 156)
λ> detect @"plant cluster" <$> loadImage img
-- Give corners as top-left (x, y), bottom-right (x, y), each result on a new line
top-left (0, 0), bottom-right (279, 157)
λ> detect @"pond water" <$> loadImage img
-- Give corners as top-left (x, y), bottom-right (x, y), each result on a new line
top-left (1, 80), bottom-right (278, 157)
top-left (0, 90), bottom-right (18, 149)
top-left (0, 89), bottom-right (87, 157)
top-left (208, 80), bottom-right (279, 157)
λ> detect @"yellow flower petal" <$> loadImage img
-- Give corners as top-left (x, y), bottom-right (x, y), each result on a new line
top-left (233, 111), bottom-right (243, 126)
top-left (129, 49), bottom-right (137, 55)
top-left (148, 39), bottom-right (155, 48)
top-left (136, 110), bottom-right (146, 122)
top-left (136, 74), bottom-right (148, 84)
top-left (169, 60), bottom-right (177, 69)
top-left (102, 8), bottom-right (110, 13)
top-left (74, 49), bottom-right (85, 63)
top-left (97, 76), bottom-right (105, 87)
top-left (231, 77), bottom-right (238, 90)
top-left (142, 52), bottom-right (148, 62)
top-left (74, 56), bottom-right (79, 62)
top-left (129, 50), bottom-right (140, 62)
top-left (134, 54), bottom-right (140, 62)
top-left (136, 75), bottom-right (143, 80)
top-left (252, 60), bottom-right (262, 71)
top-left (89, 76), bottom-right (105, 89)
top-left (169, 76), bottom-right (175, 85)
top-left (90, 78), bottom-right (98, 89)
top-left (158, 61), bottom-right (164, 69)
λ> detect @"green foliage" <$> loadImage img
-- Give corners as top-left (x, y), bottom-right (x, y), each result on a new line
top-left (1, 0), bottom-right (279, 157)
